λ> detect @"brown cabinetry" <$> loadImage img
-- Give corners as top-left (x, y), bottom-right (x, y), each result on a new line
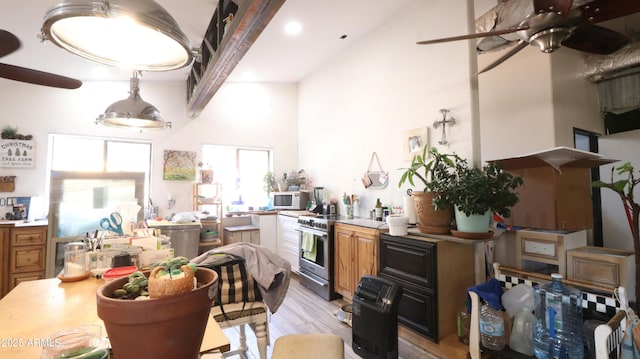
top-left (334, 223), bottom-right (378, 300)
top-left (379, 233), bottom-right (474, 343)
top-left (1, 225), bottom-right (47, 298)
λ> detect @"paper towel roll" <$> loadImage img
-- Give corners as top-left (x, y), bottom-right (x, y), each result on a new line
top-left (403, 196), bottom-right (417, 224)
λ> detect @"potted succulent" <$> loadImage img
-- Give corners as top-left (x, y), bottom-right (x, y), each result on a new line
top-left (96, 257), bottom-right (218, 359)
top-left (398, 146), bottom-right (460, 234)
top-left (448, 159), bottom-right (523, 234)
top-left (592, 162), bottom-right (640, 306)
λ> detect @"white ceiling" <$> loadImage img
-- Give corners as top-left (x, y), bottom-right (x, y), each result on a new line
top-left (0, 0), bottom-right (415, 84)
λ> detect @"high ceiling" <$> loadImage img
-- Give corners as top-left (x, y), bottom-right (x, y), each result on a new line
top-left (0, 0), bottom-right (414, 84)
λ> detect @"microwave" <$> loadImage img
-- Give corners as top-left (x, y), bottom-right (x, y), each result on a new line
top-left (272, 191), bottom-right (309, 210)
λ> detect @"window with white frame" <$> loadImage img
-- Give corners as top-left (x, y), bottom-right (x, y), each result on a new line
top-left (47, 134), bottom-right (151, 237)
top-left (201, 145), bottom-right (272, 212)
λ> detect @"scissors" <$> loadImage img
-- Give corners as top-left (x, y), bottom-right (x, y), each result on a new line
top-left (100, 212), bottom-right (123, 235)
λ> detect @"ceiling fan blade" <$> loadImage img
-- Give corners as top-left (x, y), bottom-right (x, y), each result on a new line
top-left (562, 25), bottom-right (629, 54)
top-left (0, 30), bottom-right (20, 58)
top-left (478, 40), bottom-right (528, 74)
top-left (578, 0), bottom-right (640, 24)
top-left (534, 0), bottom-right (574, 15)
top-left (0, 63), bottom-right (82, 89)
top-left (417, 26), bottom-right (529, 45)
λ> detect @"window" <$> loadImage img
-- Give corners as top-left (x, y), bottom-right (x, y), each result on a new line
top-left (574, 128), bottom-right (602, 246)
top-left (47, 134), bottom-right (151, 237)
top-left (201, 145), bottom-right (272, 212)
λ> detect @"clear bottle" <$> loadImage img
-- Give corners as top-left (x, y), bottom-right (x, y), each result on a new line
top-left (533, 273), bottom-right (584, 359)
top-left (457, 302), bottom-right (471, 344)
top-left (510, 305), bottom-right (535, 356)
top-left (479, 302), bottom-right (506, 351)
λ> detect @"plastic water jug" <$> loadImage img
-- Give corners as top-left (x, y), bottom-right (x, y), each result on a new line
top-left (533, 273), bottom-right (584, 359)
top-left (510, 306), bottom-right (535, 356)
top-left (502, 283), bottom-right (534, 317)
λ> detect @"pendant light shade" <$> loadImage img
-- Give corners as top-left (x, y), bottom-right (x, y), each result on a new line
top-left (41, 0), bottom-right (193, 71)
top-left (96, 75), bottom-right (171, 130)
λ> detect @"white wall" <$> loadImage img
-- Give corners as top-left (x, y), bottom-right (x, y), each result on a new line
top-left (0, 80), bottom-right (298, 218)
top-left (478, 37), bottom-right (602, 162)
top-left (297, 1), bottom-right (479, 217)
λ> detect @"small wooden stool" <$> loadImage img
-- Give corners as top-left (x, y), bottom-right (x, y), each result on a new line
top-left (271, 334), bottom-right (344, 359)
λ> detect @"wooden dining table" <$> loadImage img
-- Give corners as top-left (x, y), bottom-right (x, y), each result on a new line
top-left (0, 277), bottom-right (230, 358)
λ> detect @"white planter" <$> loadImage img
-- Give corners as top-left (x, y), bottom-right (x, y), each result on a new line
top-left (454, 207), bottom-right (491, 233)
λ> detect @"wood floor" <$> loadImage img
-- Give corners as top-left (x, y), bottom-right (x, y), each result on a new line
top-left (216, 274), bottom-right (469, 359)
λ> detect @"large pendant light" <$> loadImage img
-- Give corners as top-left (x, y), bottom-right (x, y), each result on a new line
top-left (41, 0), bottom-right (193, 71)
top-left (96, 73), bottom-right (171, 130)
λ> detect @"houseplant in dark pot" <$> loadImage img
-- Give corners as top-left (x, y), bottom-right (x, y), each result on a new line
top-left (449, 159), bottom-right (523, 237)
top-left (96, 257), bottom-right (218, 359)
top-left (398, 146), bottom-right (460, 234)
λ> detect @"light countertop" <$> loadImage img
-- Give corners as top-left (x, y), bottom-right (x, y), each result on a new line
top-left (0, 220), bottom-right (48, 227)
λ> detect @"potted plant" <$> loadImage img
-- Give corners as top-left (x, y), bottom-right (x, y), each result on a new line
top-left (263, 171), bottom-right (278, 194)
top-left (592, 162), bottom-right (640, 306)
top-left (96, 257), bottom-right (218, 359)
top-left (449, 159), bottom-right (523, 235)
top-left (398, 146), bottom-right (460, 234)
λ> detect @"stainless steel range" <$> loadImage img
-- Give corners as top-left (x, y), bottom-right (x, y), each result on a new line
top-left (297, 215), bottom-right (340, 300)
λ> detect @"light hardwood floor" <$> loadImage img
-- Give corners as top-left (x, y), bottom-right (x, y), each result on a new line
top-left (216, 274), bottom-right (468, 359)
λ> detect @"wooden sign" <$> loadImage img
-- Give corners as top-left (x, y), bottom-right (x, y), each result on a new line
top-left (1, 140), bottom-right (35, 168)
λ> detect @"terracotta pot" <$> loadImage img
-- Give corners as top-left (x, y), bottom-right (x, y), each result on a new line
top-left (96, 267), bottom-right (218, 359)
top-left (413, 191), bottom-right (453, 234)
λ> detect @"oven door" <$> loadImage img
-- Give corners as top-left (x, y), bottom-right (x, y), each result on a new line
top-left (298, 226), bottom-right (329, 280)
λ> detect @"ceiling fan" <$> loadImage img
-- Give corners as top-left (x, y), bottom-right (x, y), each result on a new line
top-left (0, 29), bottom-right (81, 89)
top-left (418, 0), bottom-right (640, 73)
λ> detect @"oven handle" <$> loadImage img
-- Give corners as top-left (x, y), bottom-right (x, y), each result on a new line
top-left (296, 227), bottom-right (328, 237)
top-left (299, 271), bottom-right (328, 287)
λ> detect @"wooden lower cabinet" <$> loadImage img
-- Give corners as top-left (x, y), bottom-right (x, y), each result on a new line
top-left (334, 223), bottom-right (378, 300)
top-left (1, 225), bottom-right (47, 298)
top-left (379, 233), bottom-right (474, 343)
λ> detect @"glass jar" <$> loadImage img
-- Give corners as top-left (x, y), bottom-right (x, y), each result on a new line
top-left (41, 324), bottom-right (108, 359)
top-left (63, 242), bottom-right (87, 278)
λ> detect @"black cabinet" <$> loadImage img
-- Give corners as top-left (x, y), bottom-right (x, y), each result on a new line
top-left (379, 233), bottom-right (474, 342)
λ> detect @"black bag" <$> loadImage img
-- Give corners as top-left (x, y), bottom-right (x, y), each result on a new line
top-left (198, 253), bottom-right (262, 320)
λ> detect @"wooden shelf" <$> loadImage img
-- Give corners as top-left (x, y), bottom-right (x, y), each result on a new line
top-left (186, 0), bottom-right (286, 117)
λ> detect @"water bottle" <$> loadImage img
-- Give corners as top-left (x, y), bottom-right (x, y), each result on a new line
top-left (533, 273), bottom-right (584, 359)
top-left (457, 302), bottom-right (470, 344)
top-left (510, 305), bottom-right (535, 356)
top-left (479, 302), bottom-right (505, 351)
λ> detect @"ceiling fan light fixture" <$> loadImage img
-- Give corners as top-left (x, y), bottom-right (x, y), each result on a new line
top-left (41, 0), bottom-right (193, 71)
top-left (528, 27), bottom-right (573, 53)
top-left (96, 75), bottom-right (171, 130)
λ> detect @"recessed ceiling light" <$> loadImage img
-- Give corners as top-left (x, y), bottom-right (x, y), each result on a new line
top-left (284, 21), bottom-right (302, 36)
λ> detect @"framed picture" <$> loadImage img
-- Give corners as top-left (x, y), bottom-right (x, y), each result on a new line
top-left (0, 198), bottom-right (5, 206)
top-left (6, 197), bottom-right (15, 206)
top-left (403, 127), bottom-right (429, 161)
top-left (163, 150), bottom-right (197, 180)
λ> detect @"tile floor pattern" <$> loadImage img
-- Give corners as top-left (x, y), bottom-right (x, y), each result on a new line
top-left (204, 275), bottom-right (439, 359)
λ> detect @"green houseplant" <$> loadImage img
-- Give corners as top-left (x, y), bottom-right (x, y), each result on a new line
top-left (449, 159), bottom-right (523, 233)
top-left (592, 162), bottom-right (640, 306)
top-left (398, 146), bottom-right (460, 234)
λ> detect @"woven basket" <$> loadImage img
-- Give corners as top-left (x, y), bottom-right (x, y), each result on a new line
top-left (0, 176), bottom-right (15, 192)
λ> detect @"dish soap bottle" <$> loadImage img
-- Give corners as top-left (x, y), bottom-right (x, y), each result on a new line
top-left (375, 198), bottom-right (383, 221)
